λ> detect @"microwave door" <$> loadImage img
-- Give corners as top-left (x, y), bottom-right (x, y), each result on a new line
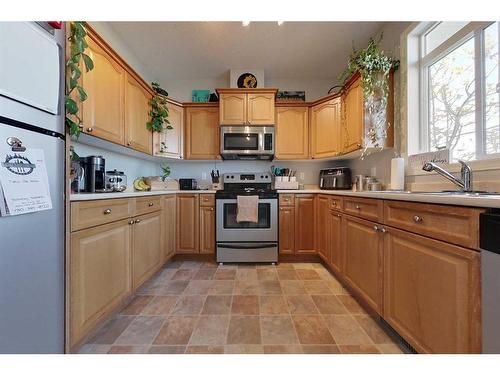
top-left (222, 133), bottom-right (260, 154)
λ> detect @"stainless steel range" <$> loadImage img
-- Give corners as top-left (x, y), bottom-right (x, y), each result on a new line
top-left (216, 172), bottom-right (278, 264)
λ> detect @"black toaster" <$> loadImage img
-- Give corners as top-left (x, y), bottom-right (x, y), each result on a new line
top-left (319, 167), bottom-right (352, 190)
top-left (179, 178), bottom-right (198, 190)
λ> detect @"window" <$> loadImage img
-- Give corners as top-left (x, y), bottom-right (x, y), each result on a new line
top-left (416, 22), bottom-right (499, 162)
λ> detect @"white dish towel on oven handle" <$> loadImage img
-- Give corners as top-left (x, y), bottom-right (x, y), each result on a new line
top-left (236, 195), bottom-right (259, 223)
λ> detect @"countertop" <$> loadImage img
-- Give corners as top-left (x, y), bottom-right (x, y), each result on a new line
top-left (277, 189), bottom-right (500, 209)
top-left (70, 189), bottom-right (217, 201)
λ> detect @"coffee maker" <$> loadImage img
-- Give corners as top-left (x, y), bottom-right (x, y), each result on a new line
top-left (80, 155), bottom-right (106, 193)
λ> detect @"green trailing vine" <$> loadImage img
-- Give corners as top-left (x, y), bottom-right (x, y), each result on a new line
top-left (65, 22), bottom-right (94, 138)
top-left (339, 33), bottom-right (400, 158)
top-left (147, 82), bottom-right (172, 133)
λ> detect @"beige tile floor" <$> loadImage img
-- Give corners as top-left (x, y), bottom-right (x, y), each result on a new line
top-left (78, 261), bottom-right (404, 354)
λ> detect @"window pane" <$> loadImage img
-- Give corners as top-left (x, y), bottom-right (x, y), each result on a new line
top-left (484, 22), bottom-right (500, 155)
top-left (428, 37), bottom-right (476, 162)
top-left (425, 22), bottom-right (469, 55)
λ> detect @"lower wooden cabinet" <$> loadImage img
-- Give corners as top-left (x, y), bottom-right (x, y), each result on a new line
top-left (199, 205), bottom-right (216, 254)
top-left (328, 210), bottom-right (342, 274)
top-left (342, 214), bottom-right (383, 314)
top-left (383, 227), bottom-right (481, 353)
top-left (162, 195), bottom-right (176, 261)
top-left (279, 206), bottom-right (295, 255)
top-left (176, 194), bottom-right (200, 253)
top-left (132, 211), bottom-right (163, 290)
top-left (70, 219), bottom-right (132, 348)
top-left (316, 195), bottom-right (329, 260)
top-left (294, 194), bottom-right (317, 254)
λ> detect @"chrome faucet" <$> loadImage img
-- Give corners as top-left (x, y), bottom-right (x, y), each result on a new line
top-left (422, 160), bottom-right (473, 192)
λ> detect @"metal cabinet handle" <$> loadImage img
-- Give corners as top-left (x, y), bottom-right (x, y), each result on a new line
top-left (128, 220), bottom-right (135, 225)
top-left (210, 207), bottom-right (214, 211)
top-left (135, 219), bottom-right (141, 224)
top-left (355, 205), bottom-right (361, 210)
top-left (413, 215), bottom-right (423, 223)
top-left (380, 227), bottom-right (387, 233)
top-left (87, 127), bottom-right (93, 132)
top-left (373, 225), bottom-right (379, 231)
top-left (127, 141), bottom-right (132, 146)
top-left (103, 209), bottom-right (112, 215)
top-left (332, 201), bottom-right (337, 206)
top-left (148, 202), bottom-right (154, 207)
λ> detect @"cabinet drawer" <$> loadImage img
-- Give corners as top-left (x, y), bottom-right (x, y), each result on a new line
top-left (71, 199), bottom-right (132, 232)
top-left (133, 196), bottom-right (161, 216)
top-left (329, 196), bottom-right (343, 211)
top-left (344, 197), bottom-right (383, 222)
top-left (200, 194), bottom-right (215, 207)
top-left (279, 194), bottom-right (295, 206)
top-left (383, 200), bottom-right (483, 249)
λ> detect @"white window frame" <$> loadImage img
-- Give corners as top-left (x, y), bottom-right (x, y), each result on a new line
top-left (404, 21), bottom-right (499, 175)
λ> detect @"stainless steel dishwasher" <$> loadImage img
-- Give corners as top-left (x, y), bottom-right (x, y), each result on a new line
top-left (480, 210), bottom-right (500, 353)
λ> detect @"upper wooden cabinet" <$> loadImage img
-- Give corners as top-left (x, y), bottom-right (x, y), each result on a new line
top-left (219, 93), bottom-right (247, 125)
top-left (217, 89), bottom-right (277, 125)
top-left (310, 97), bottom-right (341, 159)
top-left (342, 77), bottom-right (364, 153)
top-left (275, 106), bottom-right (309, 159)
top-left (153, 100), bottom-right (184, 159)
top-left (81, 34), bottom-right (125, 145)
top-left (125, 73), bottom-right (152, 154)
top-left (184, 104), bottom-right (220, 159)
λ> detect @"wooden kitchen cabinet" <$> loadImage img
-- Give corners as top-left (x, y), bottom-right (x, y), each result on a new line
top-left (279, 206), bottom-right (295, 255)
top-left (199, 205), bottom-right (216, 254)
top-left (70, 219), bottom-right (132, 348)
top-left (342, 76), bottom-right (364, 154)
top-left (310, 97), bottom-right (341, 158)
top-left (132, 211), bottom-right (163, 290)
top-left (247, 93), bottom-right (275, 124)
top-left (153, 100), bottom-right (184, 158)
top-left (124, 73), bottom-right (153, 154)
top-left (275, 106), bottom-right (309, 159)
top-left (81, 34), bottom-right (125, 145)
top-left (219, 93), bottom-right (247, 125)
top-left (342, 214), bottom-right (383, 314)
top-left (328, 210), bottom-right (343, 274)
top-left (184, 105), bottom-right (220, 159)
top-left (176, 194), bottom-right (200, 253)
top-left (162, 195), bottom-right (176, 261)
top-left (294, 195), bottom-right (317, 254)
top-left (383, 227), bottom-right (481, 353)
top-left (316, 195), bottom-right (329, 261)
top-left (217, 89), bottom-right (277, 125)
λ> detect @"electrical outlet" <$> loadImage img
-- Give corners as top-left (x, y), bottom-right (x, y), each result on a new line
top-left (299, 172), bottom-right (305, 180)
top-left (202, 172), bottom-right (207, 180)
top-left (370, 167), bottom-right (377, 177)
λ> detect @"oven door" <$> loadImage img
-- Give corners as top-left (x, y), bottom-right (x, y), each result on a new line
top-left (220, 126), bottom-right (274, 156)
top-left (216, 198), bottom-right (278, 242)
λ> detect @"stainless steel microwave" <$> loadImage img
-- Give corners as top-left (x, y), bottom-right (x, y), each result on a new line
top-left (220, 125), bottom-right (274, 160)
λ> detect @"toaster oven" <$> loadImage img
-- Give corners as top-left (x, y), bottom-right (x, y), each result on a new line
top-left (319, 167), bottom-right (352, 190)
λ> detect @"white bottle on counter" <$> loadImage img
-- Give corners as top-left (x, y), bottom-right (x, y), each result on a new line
top-left (390, 157), bottom-right (405, 191)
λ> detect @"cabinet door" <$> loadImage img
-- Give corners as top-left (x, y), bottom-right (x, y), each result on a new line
top-left (70, 220), bottom-right (132, 348)
top-left (342, 77), bottom-right (364, 153)
top-left (199, 206), bottom-right (215, 254)
top-left (153, 102), bottom-right (183, 158)
top-left (81, 36), bottom-right (125, 145)
top-left (342, 215), bottom-right (383, 313)
top-left (311, 98), bottom-right (341, 158)
top-left (384, 228), bottom-right (481, 353)
top-left (176, 194), bottom-right (199, 253)
top-left (294, 195), bottom-right (316, 254)
top-left (162, 195), bottom-right (176, 261)
top-left (328, 211), bottom-right (343, 275)
top-left (275, 106), bottom-right (309, 159)
top-left (316, 195), bottom-right (329, 260)
top-left (219, 93), bottom-right (247, 125)
top-left (125, 73), bottom-right (152, 154)
top-left (132, 211), bottom-right (162, 290)
top-left (279, 206), bottom-right (295, 254)
top-left (247, 93), bottom-right (275, 125)
top-left (185, 107), bottom-right (219, 159)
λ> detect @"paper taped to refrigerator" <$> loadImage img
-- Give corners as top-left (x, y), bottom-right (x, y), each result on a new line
top-left (0, 147), bottom-right (52, 216)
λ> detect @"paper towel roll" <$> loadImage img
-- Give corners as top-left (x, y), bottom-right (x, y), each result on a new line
top-left (391, 158), bottom-right (405, 191)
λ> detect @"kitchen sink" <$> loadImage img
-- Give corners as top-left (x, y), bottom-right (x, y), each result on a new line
top-left (367, 190), bottom-right (500, 196)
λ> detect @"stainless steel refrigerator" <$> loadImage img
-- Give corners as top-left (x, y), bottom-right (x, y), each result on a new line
top-left (0, 22), bottom-right (65, 353)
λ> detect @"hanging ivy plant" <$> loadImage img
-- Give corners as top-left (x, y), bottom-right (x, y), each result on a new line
top-left (147, 82), bottom-right (172, 133)
top-left (65, 22), bottom-right (94, 138)
top-left (339, 33), bottom-right (400, 158)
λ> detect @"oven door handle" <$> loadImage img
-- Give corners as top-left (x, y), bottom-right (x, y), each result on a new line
top-left (217, 243), bottom-right (277, 249)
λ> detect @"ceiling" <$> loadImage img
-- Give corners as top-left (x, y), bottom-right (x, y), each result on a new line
top-left (107, 22), bottom-right (386, 83)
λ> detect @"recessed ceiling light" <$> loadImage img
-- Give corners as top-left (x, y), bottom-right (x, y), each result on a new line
top-left (277, 21), bottom-right (284, 26)
top-left (242, 21), bottom-right (250, 27)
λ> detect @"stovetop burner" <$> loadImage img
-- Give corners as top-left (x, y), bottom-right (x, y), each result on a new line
top-left (215, 172), bottom-right (277, 199)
